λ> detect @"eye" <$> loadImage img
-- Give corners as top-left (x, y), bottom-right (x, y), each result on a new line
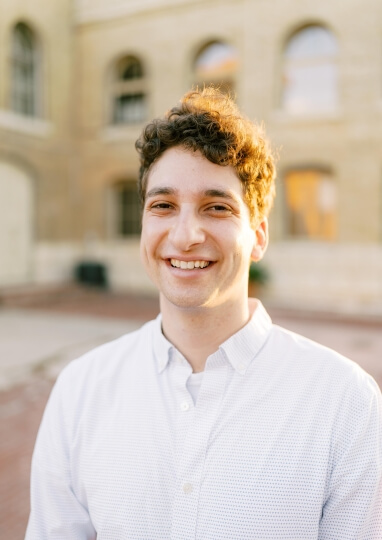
top-left (151, 202), bottom-right (172, 209)
top-left (210, 205), bottom-right (228, 211)
top-left (147, 201), bottom-right (175, 214)
top-left (207, 204), bottom-right (232, 214)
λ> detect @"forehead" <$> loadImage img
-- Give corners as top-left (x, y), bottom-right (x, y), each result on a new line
top-left (146, 146), bottom-right (244, 198)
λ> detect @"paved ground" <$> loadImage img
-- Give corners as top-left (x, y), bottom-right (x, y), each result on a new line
top-left (0, 309), bottom-right (140, 391)
top-left (1, 287), bottom-right (381, 539)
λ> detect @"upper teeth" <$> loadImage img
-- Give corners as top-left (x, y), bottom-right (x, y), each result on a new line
top-left (171, 259), bottom-right (210, 269)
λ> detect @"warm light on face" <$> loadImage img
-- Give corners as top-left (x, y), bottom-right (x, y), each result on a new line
top-left (140, 147), bottom-right (267, 311)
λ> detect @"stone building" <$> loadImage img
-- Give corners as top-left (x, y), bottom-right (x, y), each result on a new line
top-left (1, 0), bottom-right (382, 313)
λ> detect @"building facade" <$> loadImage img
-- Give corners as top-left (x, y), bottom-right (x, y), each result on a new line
top-left (1, 0), bottom-right (382, 313)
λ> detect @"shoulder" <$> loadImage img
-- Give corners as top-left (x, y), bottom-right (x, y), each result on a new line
top-left (37, 318), bottom-right (161, 445)
top-left (44, 318), bottom-right (160, 429)
top-left (56, 318), bottom-right (158, 390)
top-left (266, 323), bottom-right (381, 403)
top-left (259, 324), bottom-right (381, 459)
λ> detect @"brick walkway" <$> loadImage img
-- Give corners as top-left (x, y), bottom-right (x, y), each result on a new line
top-left (0, 285), bottom-right (161, 321)
top-left (0, 377), bottom-right (53, 539)
top-left (1, 287), bottom-right (381, 539)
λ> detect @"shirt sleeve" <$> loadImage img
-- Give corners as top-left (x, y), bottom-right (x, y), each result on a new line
top-left (25, 364), bottom-right (96, 540)
top-left (318, 374), bottom-right (382, 540)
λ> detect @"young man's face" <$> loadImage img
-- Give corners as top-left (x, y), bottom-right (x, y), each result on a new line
top-left (140, 146), bottom-right (268, 311)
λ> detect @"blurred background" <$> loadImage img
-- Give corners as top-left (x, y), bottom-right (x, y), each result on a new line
top-left (0, 0), bottom-right (382, 313)
top-left (1, 0), bottom-right (382, 538)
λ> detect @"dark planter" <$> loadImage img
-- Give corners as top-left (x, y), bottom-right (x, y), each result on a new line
top-left (74, 261), bottom-right (108, 288)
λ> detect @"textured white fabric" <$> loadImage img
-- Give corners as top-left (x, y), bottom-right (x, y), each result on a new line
top-left (186, 371), bottom-right (204, 403)
top-left (26, 302), bottom-right (382, 540)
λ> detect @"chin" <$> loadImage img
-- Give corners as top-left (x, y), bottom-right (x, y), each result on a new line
top-left (162, 288), bottom-right (225, 311)
top-left (168, 296), bottom-right (208, 310)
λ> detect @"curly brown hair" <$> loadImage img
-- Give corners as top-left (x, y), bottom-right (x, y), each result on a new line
top-left (135, 87), bottom-right (276, 224)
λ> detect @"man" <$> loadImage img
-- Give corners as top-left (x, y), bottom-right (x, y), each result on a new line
top-left (26, 88), bottom-right (381, 539)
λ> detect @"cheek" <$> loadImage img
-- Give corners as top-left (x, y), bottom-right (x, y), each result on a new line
top-left (140, 222), bottom-right (153, 262)
top-left (140, 219), bottom-right (163, 261)
top-left (233, 228), bottom-right (256, 266)
top-left (246, 228), bottom-right (256, 251)
top-left (140, 234), bottom-right (159, 285)
top-left (139, 236), bottom-right (149, 270)
top-left (229, 223), bottom-right (256, 250)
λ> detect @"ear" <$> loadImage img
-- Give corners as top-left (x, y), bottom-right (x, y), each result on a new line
top-left (251, 218), bottom-right (268, 262)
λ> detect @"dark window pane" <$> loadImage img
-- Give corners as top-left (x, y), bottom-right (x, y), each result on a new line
top-left (122, 59), bottom-right (143, 80)
top-left (113, 93), bottom-right (146, 124)
top-left (12, 23), bottom-right (36, 116)
top-left (112, 56), bottom-right (146, 125)
top-left (117, 184), bottom-right (141, 236)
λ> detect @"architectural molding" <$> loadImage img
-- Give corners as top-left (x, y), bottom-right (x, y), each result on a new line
top-left (0, 110), bottom-right (53, 138)
top-left (74, 0), bottom-right (206, 25)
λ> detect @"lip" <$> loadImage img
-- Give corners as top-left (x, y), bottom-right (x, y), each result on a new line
top-left (164, 256), bottom-right (214, 262)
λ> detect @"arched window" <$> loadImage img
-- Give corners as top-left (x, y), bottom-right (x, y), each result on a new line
top-left (109, 181), bottom-right (141, 237)
top-left (194, 41), bottom-right (238, 94)
top-left (112, 56), bottom-right (146, 124)
top-left (11, 22), bottom-right (39, 116)
top-left (284, 169), bottom-right (337, 240)
top-left (281, 25), bottom-right (338, 114)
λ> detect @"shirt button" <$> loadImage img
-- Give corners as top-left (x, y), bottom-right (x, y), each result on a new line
top-left (238, 363), bottom-right (246, 373)
top-left (183, 483), bottom-right (193, 494)
top-left (180, 401), bottom-right (190, 411)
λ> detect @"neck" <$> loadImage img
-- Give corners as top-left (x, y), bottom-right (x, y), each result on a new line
top-left (160, 296), bottom-right (257, 372)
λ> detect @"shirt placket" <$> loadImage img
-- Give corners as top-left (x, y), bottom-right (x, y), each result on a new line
top-left (170, 351), bottom-right (229, 540)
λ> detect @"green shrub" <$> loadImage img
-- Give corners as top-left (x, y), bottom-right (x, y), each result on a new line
top-left (248, 262), bottom-right (269, 284)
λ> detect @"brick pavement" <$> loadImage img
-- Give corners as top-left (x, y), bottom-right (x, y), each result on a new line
top-left (0, 376), bottom-right (53, 540)
top-left (0, 284), bottom-right (161, 321)
top-left (1, 287), bottom-right (381, 539)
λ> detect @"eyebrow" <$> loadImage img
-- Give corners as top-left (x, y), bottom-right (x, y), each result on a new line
top-left (204, 189), bottom-right (239, 202)
top-left (145, 187), bottom-right (177, 199)
top-left (145, 186), bottom-right (240, 202)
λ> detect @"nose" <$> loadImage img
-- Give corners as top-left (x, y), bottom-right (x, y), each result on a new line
top-left (168, 207), bottom-right (206, 251)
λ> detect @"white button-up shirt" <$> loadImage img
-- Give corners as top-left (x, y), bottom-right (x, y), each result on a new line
top-left (26, 303), bottom-right (382, 539)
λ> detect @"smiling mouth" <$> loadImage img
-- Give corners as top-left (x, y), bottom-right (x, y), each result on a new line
top-left (170, 258), bottom-right (211, 269)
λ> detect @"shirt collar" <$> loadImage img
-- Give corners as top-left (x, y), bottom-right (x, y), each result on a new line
top-left (152, 314), bottom-right (173, 373)
top-left (152, 301), bottom-right (272, 374)
top-left (218, 301), bottom-right (272, 374)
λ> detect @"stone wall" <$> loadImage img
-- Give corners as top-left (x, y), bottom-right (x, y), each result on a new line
top-left (1, 0), bottom-right (382, 312)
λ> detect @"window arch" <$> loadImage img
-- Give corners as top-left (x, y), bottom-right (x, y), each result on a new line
top-left (112, 56), bottom-right (146, 125)
top-left (11, 22), bottom-right (39, 116)
top-left (284, 168), bottom-right (337, 240)
top-left (193, 41), bottom-right (238, 94)
top-left (109, 181), bottom-right (141, 237)
top-left (281, 25), bottom-right (338, 114)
